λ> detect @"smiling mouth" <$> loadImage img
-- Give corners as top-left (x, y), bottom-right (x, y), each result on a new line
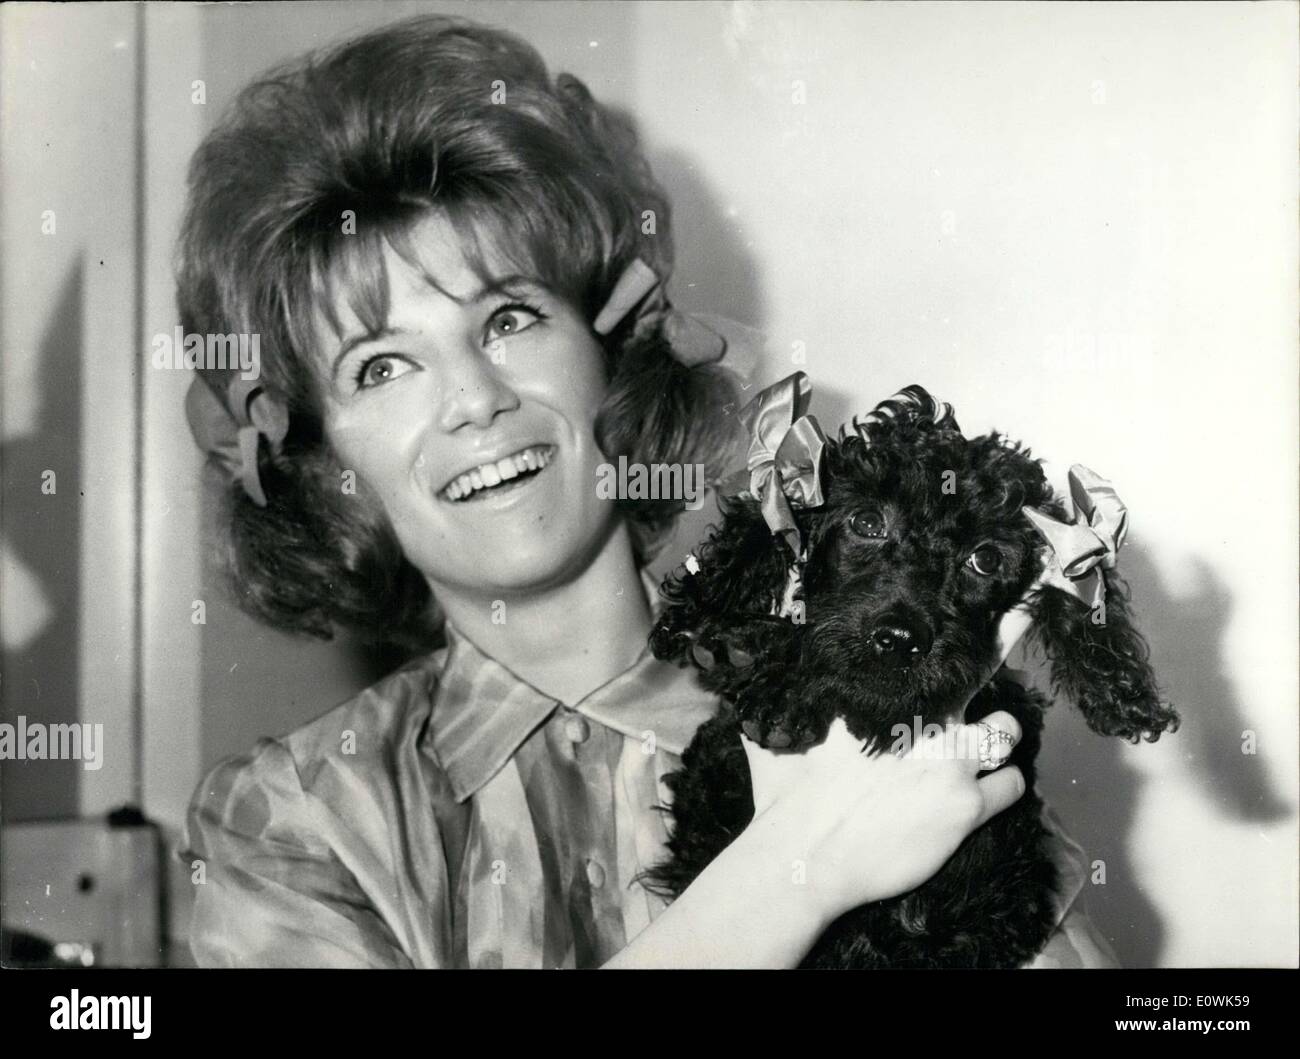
top-left (440, 444), bottom-right (555, 502)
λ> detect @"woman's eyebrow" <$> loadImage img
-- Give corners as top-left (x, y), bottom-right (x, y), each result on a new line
top-left (329, 275), bottom-right (544, 379)
top-left (451, 273), bottom-right (540, 304)
top-left (331, 327), bottom-right (402, 381)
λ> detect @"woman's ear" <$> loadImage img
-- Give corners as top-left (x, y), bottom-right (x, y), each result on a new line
top-left (650, 499), bottom-right (793, 673)
top-left (1027, 566), bottom-right (1179, 742)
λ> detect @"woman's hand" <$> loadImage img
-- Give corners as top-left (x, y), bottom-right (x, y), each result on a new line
top-left (606, 710), bottom-right (1025, 969)
top-left (606, 604), bottom-right (1036, 969)
top-left (738, 593), bottom-right (1038, 926)
top-left (740, 711), bottom-right (1025, 928)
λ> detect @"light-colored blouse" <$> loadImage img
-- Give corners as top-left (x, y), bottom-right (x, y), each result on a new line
top-left (182, 571), bottom-right (1118, 969)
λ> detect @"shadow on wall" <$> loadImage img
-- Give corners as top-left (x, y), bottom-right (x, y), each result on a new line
top-left (0, 261), bottom-right (83, 821)
top-left (649, 147), bottom-right (771, 330)
top-left (1032, 544), bottom-right (1287, 967)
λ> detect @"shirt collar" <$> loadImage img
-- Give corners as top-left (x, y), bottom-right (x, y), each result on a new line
top-left (426, 567), bottom-right (718, 803)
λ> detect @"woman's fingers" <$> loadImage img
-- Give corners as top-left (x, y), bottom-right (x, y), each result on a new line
top-left (901, 710), bottom-right (1022, 773)
top-left (974, 764), bottom-right (1027, 827)
top-left (740, 711), bottom-right (1029, 913)
top-left (969, 710), bottom-right (1022, 773)
top-left (745, 710), bottom-right (1024, 828)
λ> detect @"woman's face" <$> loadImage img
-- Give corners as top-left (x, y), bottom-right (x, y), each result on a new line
top-left (313, 212), bottom-right (616, 600)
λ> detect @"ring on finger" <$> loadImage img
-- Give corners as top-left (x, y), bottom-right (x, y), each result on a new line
top-left (977, 722), bottom-right (1017, 769)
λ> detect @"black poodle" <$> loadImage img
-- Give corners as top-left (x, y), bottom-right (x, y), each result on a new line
top-left (646, 375), bottom-right (1179, 968)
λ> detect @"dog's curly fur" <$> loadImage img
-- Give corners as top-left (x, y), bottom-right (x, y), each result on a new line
top-left (644, 388), bottom-right (1180, 968)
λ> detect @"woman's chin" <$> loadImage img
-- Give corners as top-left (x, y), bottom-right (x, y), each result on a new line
top-left (433, 530), bottom-right (606, 597)
top-left (414, 490), bottom-right (619, 599)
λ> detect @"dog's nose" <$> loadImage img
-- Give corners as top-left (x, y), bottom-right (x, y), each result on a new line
top-left (867, 615), bottom-right (933, 661)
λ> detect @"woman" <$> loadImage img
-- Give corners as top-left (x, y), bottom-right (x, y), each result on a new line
top-left (179, 13), bottom-right (1114, 968)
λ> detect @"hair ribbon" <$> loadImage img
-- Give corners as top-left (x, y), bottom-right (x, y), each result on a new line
top-left (185, 374), bottom-right (289, 508)
top-left (592, 257), bottom-right (734, 367)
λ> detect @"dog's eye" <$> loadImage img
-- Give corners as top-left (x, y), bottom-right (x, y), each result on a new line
top-left (967, 545), bottom-right (1003, 575)
top-left (848, 511), bottom-right (887, 539)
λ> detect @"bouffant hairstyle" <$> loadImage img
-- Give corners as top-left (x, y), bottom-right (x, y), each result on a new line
top-left (178, 14), bottom-right (739, 649)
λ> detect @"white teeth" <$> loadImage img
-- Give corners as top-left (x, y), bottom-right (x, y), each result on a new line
top-left (441, 445), bottom-right (553, 501)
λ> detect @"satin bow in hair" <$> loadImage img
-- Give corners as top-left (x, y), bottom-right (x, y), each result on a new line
top-left (593, 257), bottom-right (737, 368)
top-left (719, 372), bottom-right (827, 557)
top-left (1021, 464), bottom-right (1129, 609)
top-left (185, 374), bottom-right (289, 508)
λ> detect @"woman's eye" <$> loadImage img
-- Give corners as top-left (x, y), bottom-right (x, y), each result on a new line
top-left (486, 301), bottom-right (546, 344)
top-left (354, 354), bottom-right (415, 391)
top-left (967, 544), bottom-right (1003, 575)
top-left (848, 512), bottom-right (887, 539)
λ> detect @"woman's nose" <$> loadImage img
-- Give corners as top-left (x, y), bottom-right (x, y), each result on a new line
top-left (434, 344), bottom-right (520, 432)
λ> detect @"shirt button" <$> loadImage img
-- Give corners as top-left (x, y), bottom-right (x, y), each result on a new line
top-left (585, 859), bottom-right (606, 888)
top-left (564, 714), bottom-right (590, 744)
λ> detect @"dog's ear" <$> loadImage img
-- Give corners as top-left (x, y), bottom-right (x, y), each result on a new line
top-left (1026, 565), bottom-right (1179, 743)
top-left (650, 498), bottom-right (794, 673)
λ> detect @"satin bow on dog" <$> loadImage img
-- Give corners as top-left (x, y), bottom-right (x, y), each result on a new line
top-left (719, 372), bottom-right (827, 557)
top-left (1021, 464), bottom-right (1129, 609)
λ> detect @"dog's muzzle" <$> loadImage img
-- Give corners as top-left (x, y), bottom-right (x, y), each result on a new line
top-left (865, 609), bottom-right (934, 664)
